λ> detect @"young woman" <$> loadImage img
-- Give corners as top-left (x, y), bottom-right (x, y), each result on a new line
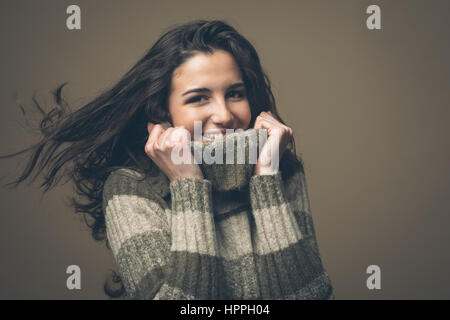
top-left (2, 20), bottom-right (334, 299)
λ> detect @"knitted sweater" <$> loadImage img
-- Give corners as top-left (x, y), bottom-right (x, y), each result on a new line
top-left (102, 131), bottom-right (335, 300)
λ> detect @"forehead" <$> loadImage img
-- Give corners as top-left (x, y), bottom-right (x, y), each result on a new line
top-left (171, 50), bottom-right (243, 93)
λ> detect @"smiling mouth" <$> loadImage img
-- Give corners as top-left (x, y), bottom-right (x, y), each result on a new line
top-left (202, 130), bottom-right (227, 142)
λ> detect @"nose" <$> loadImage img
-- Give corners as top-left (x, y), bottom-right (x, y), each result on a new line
top-left (210, 98), bottom-right (234, 127)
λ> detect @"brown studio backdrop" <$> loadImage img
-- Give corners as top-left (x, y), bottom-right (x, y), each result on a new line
top-left (0, 0), bottom-right (449, 299)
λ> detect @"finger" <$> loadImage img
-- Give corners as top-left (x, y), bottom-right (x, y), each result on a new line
top-left (255, 117), bottom-right (276, 132)
top-left (147, 123), bottom-right (155, 135)
top-left (256, 112), bottom-right (278, 127)
top-left (259, 113), bottom-right (293, 136)
top-left (255, 112), bottom-right (272, 125)
top-left (158, 127), bottom-right (175, 149)
top-left (159, 126), bottom-right (174, 140)
top-left (259, 111), bottom-right (282, 125)
top-left (262, 118), bottom-right (292, 140)
top-left (147, 124), bottom-right (165, 153)
top-left (254, 115), bottom-right (262, 129)
top-left (257, 112), bottom-right (276, 126)
top-left (171, 126), bottom-right (189, 144)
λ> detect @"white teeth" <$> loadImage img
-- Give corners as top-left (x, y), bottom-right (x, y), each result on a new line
top-left (204, 133), bottom-right (224, 140)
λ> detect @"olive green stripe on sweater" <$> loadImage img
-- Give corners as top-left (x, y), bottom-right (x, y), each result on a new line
top-left (253, 237), bottom-right (326, 298)
top-left (115, 230), bottom-right (327, 299)
top-left (280, 272), bottom-right (335, 300)
top-left (213, 204), bottom-right (251, 222)
top-left (115, 238), bottom-right (220, 298)
top-left (219, 242), bottom-right (331, 299)
top-left (170, 178), bottom-right (214, 213)
top-left (293, 210), bottom-right (317, 239)
top-left (219, 253), bottom-right (260, 299)
top-left (249, 171), bottom-right (293, 210)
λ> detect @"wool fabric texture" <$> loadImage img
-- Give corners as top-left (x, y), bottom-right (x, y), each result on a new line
top-left (190, 128), bottom-right (266, 192)
top-left (102, 130), bottom-right (335, 300)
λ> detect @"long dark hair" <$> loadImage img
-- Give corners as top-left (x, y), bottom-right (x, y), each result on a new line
top-left (0, 19), bottom-right (303, 298)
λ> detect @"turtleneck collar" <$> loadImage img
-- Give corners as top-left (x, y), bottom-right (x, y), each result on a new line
top-left (190, 128), bottom-right (267, 192)
top-left (145, 129), bottom-right (268, 196)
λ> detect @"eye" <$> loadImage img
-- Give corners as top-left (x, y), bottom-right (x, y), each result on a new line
top-left (227, 90), bottom-right (246, 100)
top-left (186, 95), bottom-right (209, 104)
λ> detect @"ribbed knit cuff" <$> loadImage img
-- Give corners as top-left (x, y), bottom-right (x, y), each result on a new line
top-left (170, 178), bottom-right (213, 213)
top-left (168, 178), bottom-right (220, 298)
top-left (249, 172), bottom-right (287, 210)
top-left (169, 178), bottom-right (217, 256)
top-left (249, 172), bottom-right (328, 299)
top-left (249, 172), bottom-right (304, 251)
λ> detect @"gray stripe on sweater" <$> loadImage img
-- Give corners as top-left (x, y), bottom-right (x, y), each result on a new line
top-left (116, 231), bottom-right (327, 299)
top-left (115, 233), bottom-right (220, 299)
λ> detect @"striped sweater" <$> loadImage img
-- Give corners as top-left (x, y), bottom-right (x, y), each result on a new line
top-left (102, 134), bottom-right (334, 300)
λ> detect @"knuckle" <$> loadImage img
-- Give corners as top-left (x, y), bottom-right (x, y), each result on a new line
top-left (145, 145), bottom-right (155, 157)
top-left (174, 126), bottom-right (186, 134)
top-left (153, 143), bottom-right (162, 152)
top-left (273, 127), bottom-right (282, 135)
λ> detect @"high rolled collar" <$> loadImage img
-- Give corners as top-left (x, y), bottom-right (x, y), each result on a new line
top-left (143, 129), bottom-right (269, 196)
top-left (190, 129), bottom-right (268, 192)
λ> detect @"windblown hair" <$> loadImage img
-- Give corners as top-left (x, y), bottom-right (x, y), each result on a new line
top-left (1, 19), bottom-right (303, 298)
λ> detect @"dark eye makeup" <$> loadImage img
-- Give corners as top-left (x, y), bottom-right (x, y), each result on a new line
top-left (227, 90), bottom-right (246, 99)
top-left (186, 95), bottom-right (209, 104)
top-left (185, 90), bottom-right (246, 105)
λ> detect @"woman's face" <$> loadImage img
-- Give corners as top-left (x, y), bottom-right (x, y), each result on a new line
top-left (168, 49), bottom-right (252, 141)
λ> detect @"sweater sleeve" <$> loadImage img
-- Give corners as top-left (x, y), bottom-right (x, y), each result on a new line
top-left (102, 169), bottom-right (221, 300)
top-left (249, 167), bottom-right (335, 300)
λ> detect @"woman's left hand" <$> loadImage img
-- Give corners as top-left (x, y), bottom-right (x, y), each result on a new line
top-left (254, 111), bottom-right (293, 175)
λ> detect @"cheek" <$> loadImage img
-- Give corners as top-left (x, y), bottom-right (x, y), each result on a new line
top-left (171, 108), bottom-right (209, 135)
top-left (232, 101), bottom-right (252, 128)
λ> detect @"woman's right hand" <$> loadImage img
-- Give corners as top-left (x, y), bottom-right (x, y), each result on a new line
top-left (145, 123), bottom-right (204, 182)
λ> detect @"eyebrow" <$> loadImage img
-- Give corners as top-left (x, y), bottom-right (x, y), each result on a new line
top-left (182, 82), bottom-right (245, 96)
